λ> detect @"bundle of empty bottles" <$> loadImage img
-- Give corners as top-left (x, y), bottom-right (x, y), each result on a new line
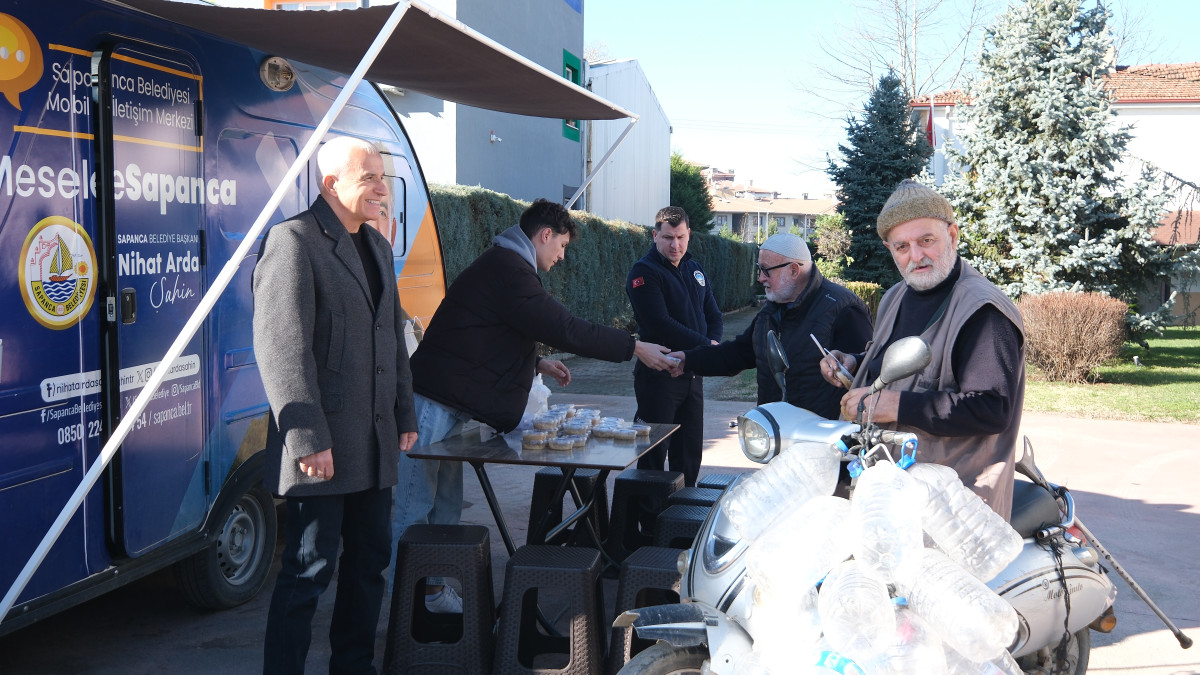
top-left (722, 442), bottom-right (1026, 675)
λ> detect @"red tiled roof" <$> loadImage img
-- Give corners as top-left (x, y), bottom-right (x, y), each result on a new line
top-left (910, 89), bottom-right (971, 105)
top-left (910, 63), bottom-right (1200, 107)
top-left (1154, 211), bottom-right (1199, 246)
top-left (1106, 63), bottom-right (1200, 102)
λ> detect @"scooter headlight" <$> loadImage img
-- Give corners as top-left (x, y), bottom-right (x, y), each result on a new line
top-left (737, 411), bottom-right (776, 463)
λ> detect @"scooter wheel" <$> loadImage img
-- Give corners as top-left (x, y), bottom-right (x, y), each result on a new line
top-left (618, 643), bottom-right (708, 675)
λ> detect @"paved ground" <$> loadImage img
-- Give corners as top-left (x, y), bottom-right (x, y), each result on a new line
top-left (2, 307), bottom-right (1198, 674)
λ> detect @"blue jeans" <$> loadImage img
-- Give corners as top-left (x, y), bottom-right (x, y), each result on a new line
top-left (389, 394), bottom-right (470, 583)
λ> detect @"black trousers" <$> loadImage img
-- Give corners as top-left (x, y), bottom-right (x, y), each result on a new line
top-left (264, 487), bottom-right (392, 675)
top-left (634, 368), bottom-right (705, 487)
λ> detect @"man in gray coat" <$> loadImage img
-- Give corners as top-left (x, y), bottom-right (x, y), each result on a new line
top-left (255, 136), bottom-right (418, 674)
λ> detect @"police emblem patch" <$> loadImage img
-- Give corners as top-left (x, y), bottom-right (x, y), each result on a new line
top-left (694, 270), bottom-right (706, 287)
top-left (632, 276), bottom-right (644, 288)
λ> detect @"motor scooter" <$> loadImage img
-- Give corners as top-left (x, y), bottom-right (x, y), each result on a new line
top-left (615, 335), bottom-right (1191, 675)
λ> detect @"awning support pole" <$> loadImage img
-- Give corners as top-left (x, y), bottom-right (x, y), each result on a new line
top-left (0, 1), bottom-right (413, 626)
top-left (566, 116), bottom-right (639, 209)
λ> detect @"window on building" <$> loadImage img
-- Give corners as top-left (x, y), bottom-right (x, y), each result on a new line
top-left (562, 49), bottom-right (581, 142)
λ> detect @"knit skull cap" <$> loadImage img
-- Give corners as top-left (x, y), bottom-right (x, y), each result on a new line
top-left (876, 179), bottom-right (955, 239)
top-left (759, 233), bottom-right (811, 262)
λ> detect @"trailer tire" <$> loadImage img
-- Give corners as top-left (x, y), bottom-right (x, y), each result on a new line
top-left (175, 483), bottom-right (277, 609)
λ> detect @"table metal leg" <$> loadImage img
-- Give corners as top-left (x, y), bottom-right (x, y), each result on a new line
top-left (468, 460), bottom-right (518, 556)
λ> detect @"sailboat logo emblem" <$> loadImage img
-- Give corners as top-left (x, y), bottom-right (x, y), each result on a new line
top-left (19, 216), bottom-right (98, 329)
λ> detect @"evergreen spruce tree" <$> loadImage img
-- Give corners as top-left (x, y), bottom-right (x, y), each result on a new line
top-left (669, 152), bottom-right (715, 229)
top-left (827, 71), bottom-right (932, 287)
top-left (941, 0), bottom-right (1175, 332)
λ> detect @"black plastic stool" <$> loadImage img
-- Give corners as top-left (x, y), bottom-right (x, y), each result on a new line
top-left (605, 546), bottom-right (684, 675)
top-left (384, 524), bottom-right (495, 675)
top-left (494, 545), bottom-right (605, 675)
top-left (666, 486), bottom-right (723, 508)
top-left (526, 467), bottom-right (608, 546)
top-left (652, 504), bottom-right (709, 549)
top-left (696, 472), bottom-right (742, 492)
top-left (604, 469), bottom-right (684, 564)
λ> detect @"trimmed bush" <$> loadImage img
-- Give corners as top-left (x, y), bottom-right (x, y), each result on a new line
top-left (429, 185), bottom-right (759, 332)
top-left (842, 281), bottom-right (883, 319)
top-left (1017, 292), bottom-right (1128, 383)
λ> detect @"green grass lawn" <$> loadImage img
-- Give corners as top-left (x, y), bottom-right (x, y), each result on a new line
top-left (1024, 327), bottom-right (1200, 423)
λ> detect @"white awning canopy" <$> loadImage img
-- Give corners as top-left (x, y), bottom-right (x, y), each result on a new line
top-left (107, 0), bottom-right (634, 121)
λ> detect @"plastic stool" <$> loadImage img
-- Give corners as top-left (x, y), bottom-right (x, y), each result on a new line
top-left (526, 467), bottom-right (608, 546)
top-left (697, 472), bottom-right (742, 492)
top-left (652, 504), bottom-right (709, 549)
top-left (605, 469), bottom-right (684, 564)
top-left (666, 486), bottom-right (723, 508)
top-left (605, 546), bottom-right (684, 675)
top-left (383, 524), bottom-right (495, 675)
top-left (493, 545), bottom-right (605, 675)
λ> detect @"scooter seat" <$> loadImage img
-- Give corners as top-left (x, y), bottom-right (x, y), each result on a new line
top-left (1009, 479), bottom-right (1062, 539)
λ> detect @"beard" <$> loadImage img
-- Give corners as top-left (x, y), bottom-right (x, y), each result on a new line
top-left (902, 252), bottom-right (956, 291)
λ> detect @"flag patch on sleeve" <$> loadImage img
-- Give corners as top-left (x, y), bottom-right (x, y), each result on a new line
top-left (631, 277), bottom-right (645, 288)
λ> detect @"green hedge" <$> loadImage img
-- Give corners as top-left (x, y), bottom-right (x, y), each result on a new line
top-left (430, 185), bottom-right (759, 331)
top-left (843, 280), bottom-right (883, 319)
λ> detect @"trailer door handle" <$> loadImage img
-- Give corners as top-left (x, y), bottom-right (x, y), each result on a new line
top-left (121, 288), bottom-right (137, 324)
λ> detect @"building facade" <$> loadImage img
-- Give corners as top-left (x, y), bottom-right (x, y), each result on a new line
top-left (584, 59), bottom-right (671, 226)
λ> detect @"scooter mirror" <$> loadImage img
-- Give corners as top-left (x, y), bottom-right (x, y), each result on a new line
top-left (870, 336), bottom-right (931, 394)
top-left (767, 330), bottom-right (788, 398)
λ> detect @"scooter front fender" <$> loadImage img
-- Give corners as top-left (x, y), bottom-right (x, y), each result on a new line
top-left (616, 603), bottom-right (754, 672)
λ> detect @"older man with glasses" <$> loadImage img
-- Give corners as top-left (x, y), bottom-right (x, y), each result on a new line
top-left (667, 232), bottom-right (873, 419)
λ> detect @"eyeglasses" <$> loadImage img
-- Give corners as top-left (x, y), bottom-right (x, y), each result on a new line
top-left (755, 261), bottom-right (793, 277)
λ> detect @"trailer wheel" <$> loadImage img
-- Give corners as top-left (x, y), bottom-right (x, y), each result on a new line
top-left (175, 483), bottom-right (277, 609)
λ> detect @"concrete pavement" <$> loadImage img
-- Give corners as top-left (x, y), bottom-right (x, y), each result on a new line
top-left (1, 391), bottom-right (1197, 674)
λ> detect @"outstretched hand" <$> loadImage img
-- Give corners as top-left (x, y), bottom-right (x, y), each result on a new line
top-left (537, 358), bottom-right (572, 387)
top-left (666, 351), bottom-right (686, 377)
top-left (634, 340), bottom-right (676, 371)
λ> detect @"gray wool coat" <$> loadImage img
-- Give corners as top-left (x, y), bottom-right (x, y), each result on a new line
top-left (253, 195), bottom-right (417, 497)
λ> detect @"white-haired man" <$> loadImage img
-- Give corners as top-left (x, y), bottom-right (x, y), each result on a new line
top-left (669, 232), bottom-right (872, 420)
top-left (255, 135), bottom-right (418, 674)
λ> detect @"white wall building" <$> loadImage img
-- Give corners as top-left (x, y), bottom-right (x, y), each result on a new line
top-left (584, 59), bottom-right (671, 226)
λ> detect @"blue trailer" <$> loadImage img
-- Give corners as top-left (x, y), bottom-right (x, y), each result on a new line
top-left (0, 0), bottom-right (632, 634)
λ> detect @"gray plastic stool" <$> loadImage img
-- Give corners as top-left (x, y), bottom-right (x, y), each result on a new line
top-left (527, 467), bottom-right (608, 546)
top-left (493, 545), bottom-right (605, 675)
top-left (666, 486), bottom-right (723, 508)
top-left (652, 504), bottom-right (710, 549)
top-left (605, 469), bottom-right (683, 564)
top-left (605, 546), bottom-right (684, 674)
top-left (383, 524), bottom-right (495, 675)
top-left (696, 472), bottom-right (742, 492)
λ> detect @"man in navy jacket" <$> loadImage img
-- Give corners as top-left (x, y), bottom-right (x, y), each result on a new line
top-left (627, 206), bottom-right (722, 486)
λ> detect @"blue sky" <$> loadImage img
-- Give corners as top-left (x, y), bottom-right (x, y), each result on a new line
top-left (585, 0), bottom-right (1200, 198)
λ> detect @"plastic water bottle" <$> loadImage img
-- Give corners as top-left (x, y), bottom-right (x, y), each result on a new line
top-left (943, 645), bottom-right (1023, 675)
top-left (746, 585), bottom-right (823, 656)
top-left (723, 442), bottom-right (842, 542)
top-left (906, 462), bottom-right (1023, 582)
top-left (817, 559), bottom-right (896, 662)
top-left (895, 548), bottom-right (1019, 663)
top-left (746, 495), bottom-right (855, 597)
top-left (872, 604), bottom-right (948, 675)
top-left (852, 462), bottom-right (925, 582)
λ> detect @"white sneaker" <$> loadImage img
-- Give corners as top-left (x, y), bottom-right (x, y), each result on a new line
top-left (424, 586), bottom-right (463, 614)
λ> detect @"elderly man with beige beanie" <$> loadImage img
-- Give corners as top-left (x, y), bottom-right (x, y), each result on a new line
top-left (669, 232), bottom-right (872, 420)
top-left (819, 179), bottom-right (1026, 520)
